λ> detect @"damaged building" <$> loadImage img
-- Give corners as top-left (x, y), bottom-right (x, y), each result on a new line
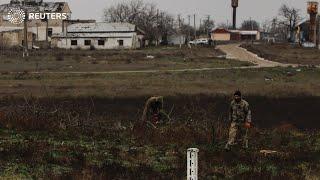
top-left (0, 0), bottom-right (71, 42)
top-left (0, 27), bottom-right (34, 48)
top-left (51, 22), bottom-right (145, 49)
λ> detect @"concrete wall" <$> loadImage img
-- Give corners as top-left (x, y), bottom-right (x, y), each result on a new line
top-left (212, 33), bottom-right (231, 41)
top-left (168, 35), bottom-right (186, 45)
top-left (28, 26), bottom-right (62, 41)
top-left (52, 35), bottom-right (141, 49)
top-left (0, 31), bottom-right (33, 48)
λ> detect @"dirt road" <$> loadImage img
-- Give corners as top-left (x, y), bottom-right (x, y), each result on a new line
top-left (24, 66), bottom-right (262, 75)
top-left (217, 43), bottom-right (296, 67)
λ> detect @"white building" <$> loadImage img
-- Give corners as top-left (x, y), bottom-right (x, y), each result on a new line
top-left (51, 22), bottom-right (145, 49)
top-left (167, 34), bottom-right (186, 45)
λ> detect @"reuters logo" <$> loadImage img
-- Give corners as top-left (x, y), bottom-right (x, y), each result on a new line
top-left (8, 8), bottom-right (26, 25)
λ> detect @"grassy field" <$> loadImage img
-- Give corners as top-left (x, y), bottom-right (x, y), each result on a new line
top-left (0, 46), bottom-right (320, 179)
top-left (0, 66), bottom-right (319, 97)
top-left (0, 95), bottom-right (320, 179)
top-left (0, 46), bottom-right (252, 72)
top-left (242, 43), bottom-right (320, 65)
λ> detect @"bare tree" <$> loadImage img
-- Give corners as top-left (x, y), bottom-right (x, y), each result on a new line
top-left (199, 18), bottom-right (215, 37)
top-left (103, 0), bottom-right (175, 45)
top-left (241, 19), bottom-right (260, 30)
top-left (216, 22), bottom-right (233, 30)
top-left (261, 20), bottom-right (271, 32)
top-left (278, 4), bottom-right (301, 42)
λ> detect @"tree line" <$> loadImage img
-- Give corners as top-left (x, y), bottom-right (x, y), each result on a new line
top-left (103, 0), bottom-right (215, 45)
top-left (104, 1), bottom-right (302, 43)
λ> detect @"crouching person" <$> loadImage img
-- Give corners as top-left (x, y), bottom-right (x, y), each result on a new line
top-left (141, 96), bottom-right (164, 125)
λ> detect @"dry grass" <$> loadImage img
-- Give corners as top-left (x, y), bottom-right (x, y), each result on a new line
top-left (0, 46), bottom-right (252, 72)
top-left (242, 43), bottom-right (320, 65)
top-left (0, 66), bottom-right (318, 98)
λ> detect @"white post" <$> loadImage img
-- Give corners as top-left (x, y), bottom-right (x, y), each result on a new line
top-left (187, 148), bottom-right (199, 180)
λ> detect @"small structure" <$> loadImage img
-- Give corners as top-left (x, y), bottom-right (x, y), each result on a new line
top-left (237, 30), bottom-right (260, 40)
top-left (0, 27), bottom-right (34, 48)
top-left (51, 22), bottom-right (145, 49)
top-left (211, 28), bottom-right (231, 41)
top-left (295, 19), bottom-right (311, 43)
top-left (187, 148), bottom-right (199, 180)
top-left (167, 34), bottom-right (186, 45)
top-left (211, 28), bottom-right (260, 41)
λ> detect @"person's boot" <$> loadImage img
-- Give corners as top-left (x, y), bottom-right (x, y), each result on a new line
top-left (224, 143), bottom-right (231, 151)
top-left (243, 138), bottom-right (249, 149)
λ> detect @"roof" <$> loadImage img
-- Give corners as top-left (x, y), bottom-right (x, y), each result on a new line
top-left (53, 32), bottom-right (138, 38)
top-left (0, 27), bottom-right (23, 32)
top-left (212, 28), bottom-right (230, 34)
top-left (296, 18), bottom-right (309, 27)
top-left (52, 22), bottom-right (145, 38)
top-left (0, 1), bottom-right (69, 13)
top-left (67, 22), bottom-right (144, 33)
top-left (239, 31), bottom-right (259, 35)
top-left (226, 29), bottom-right (259, 35)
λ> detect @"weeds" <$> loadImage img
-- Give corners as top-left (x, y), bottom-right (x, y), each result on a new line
top-left (0, 95), bottom-right (319, 179)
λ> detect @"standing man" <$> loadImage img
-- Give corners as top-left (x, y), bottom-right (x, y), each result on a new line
top-left (225, 90), bottom-right (252, 150)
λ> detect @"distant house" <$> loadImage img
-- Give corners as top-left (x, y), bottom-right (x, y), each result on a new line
top-left (211, 28), bottom-right (260, 41)
top-left (211, 28), bottom-right (231, 41)
top-left (51, 22), bottom-right (145, 49)
top-left (295, 19), bottom-right (311, 43)
top-left (0, 27), bottom-right (35, 48)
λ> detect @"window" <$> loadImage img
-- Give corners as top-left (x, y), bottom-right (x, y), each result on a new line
top-left (98, 40), bottom-right (105, 46)
top-left (84, 40), bottom-right (91, 46)
top-left (118, 40), bottom-right (124, 46)
top-left (71, 40), bottom-right (77, 46)
top-left (47, 28), bottom-right (53, 37)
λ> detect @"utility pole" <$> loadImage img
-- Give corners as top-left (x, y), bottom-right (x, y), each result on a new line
top-left (178, 14), bottom-right (182, 48)
top-left (188, 15), bottom-right (191, 42)
top-left (199, 18), bottom-right (202, 37)
top-left (318, 16), bottom-right (320, 49)
top-left (194, 14), bottom-right (196, 40)
top-left (23, 8), bottom-right (29, 58)
top-left (250, 17), bottom-right (253, 44)
top-left (156, 9), bottom-right (159, 46)
top-left (206, 15), bottom-right (210, 36)
top-left (46, 17), bottom-right (49, 48)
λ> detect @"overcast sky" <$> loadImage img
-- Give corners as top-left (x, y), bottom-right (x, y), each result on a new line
top-left (0, 0), bottom-right (312, 26)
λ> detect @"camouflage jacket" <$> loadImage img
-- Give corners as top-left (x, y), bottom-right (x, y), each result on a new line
top-left (229, 99), bottom-right (252, 123)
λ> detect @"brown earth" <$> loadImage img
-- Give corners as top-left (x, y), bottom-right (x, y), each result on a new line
top-left (1, 95), bottom-right (319, 136)
top-left (0, 95), bottom-right (320, 179)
